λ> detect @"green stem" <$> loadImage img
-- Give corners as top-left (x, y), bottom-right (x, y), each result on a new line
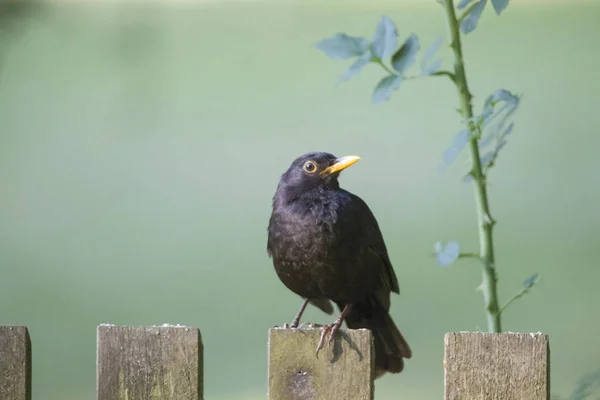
top-left (498, 276), bottom-right (542, 315)
top-left (441, 0), bottom-right (501, 333)
top-left (497, 290), bottom-right (522, 316)
top-left (376, 59), bottom-right (455, 82)
top-left (376, 59), bottom-right (396, 75)
top-left (458, 252), bottom-right (480, 260)
top-left (430, 70), bottom-right (457, 82)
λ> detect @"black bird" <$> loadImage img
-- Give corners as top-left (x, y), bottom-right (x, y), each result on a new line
top-left (267, 152), bottom-right (412, 377)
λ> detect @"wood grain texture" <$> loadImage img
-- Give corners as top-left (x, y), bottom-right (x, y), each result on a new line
top-left (444, 332), bottom-right (550, 400)
top-left (96, 325), bottom-right (203, 400)
top-left (0, 326), bottom-right (31, 400)
top-left (268, 328), bottom-right (374, 400)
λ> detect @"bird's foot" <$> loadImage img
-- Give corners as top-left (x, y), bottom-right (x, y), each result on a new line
top-left (279, 316), bottom-right (300, 329)
top-left (315, 320), bottom-right (342, 356)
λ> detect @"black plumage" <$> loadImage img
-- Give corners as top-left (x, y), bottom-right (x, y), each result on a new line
top-left (267, 152), bottom-right (412, 377)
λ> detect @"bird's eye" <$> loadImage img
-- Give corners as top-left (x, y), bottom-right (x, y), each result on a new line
top-left (303, 161), bottom-right (317, 173)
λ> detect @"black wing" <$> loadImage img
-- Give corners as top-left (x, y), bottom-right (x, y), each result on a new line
top-left (342, 191), bottom-right (400, 308)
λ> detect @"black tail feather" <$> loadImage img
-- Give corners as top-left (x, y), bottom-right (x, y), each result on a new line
top-left (337, 298), bottom-right (411, 377)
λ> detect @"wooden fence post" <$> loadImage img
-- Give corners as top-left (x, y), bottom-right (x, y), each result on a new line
top-left (268, 327), bottom-right (374, 400)
top-left (444, 332), bottom-right (550, 400)
top-left (96, 324), bottom-right (203, 400)
top-left (0, 326), bottom-right (32, 400)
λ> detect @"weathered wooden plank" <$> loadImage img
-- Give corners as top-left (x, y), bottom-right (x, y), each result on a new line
top-left (444, 332), bottom-right (550, 400)
top-left (268, 327), bottom-right (374, 400)
top-left (96, 324), bottom-right (203, 400)
top-left (0, 326), bottom-right (32, 400)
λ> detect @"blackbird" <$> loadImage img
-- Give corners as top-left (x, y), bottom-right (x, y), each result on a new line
top-left (267, 152), bottom-right (412, 377)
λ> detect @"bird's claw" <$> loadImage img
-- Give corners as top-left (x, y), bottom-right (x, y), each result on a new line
top-left (315, 321), bottom-right (341, 356)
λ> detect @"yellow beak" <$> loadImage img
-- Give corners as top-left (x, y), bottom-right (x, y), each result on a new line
top-left (321, 155), bottom-right (361, 175)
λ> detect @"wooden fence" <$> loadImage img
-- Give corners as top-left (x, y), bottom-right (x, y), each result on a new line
top-left (0, 325), bottom-right (549, 400)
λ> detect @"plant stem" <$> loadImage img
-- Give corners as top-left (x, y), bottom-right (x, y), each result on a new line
top-left (376, 59), bottom-right (396, 75)
top-left (458, 252), bottom-right (480, 260)
top-left (441, 0), bottom-right (502, 333)
top-left (498, 275), bottom-right (542, 315)
top-left (376, 59), bottom-right (455, 82)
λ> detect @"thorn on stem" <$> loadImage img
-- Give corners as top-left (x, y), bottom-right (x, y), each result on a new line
top-left (482, 213), bottom-right (495, 227)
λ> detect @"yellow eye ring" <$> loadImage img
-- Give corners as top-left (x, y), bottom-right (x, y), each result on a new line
top-left (303, 161), bottom-right (317, 173)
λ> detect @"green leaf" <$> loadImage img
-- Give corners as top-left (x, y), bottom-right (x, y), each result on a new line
top-left (460, 0), bottom-right (487, 34)
top-left (372, 75), bottom-right (402, 104)
top-left (475, 107), bottom-right (494, 128)
top-left (457, 0), bottom-right (476, 9)
top-left (481, 121), bottom-right (513, 148)
top-left (484, 89), bottom-right (519, 107)
top-left (481, 141), bottom-right (506, 169)
top-left (315, 33), bottom-right (370, 60)
top-left (491, 0), bottom-right (509, 15)
top-left (420, 35), bottom-right (444, 75)
top-left (478, 129), bottom-right (496, 149)
top-left (470, 89), bottom-right (519, 173)
top-left (339, 51), bottom-right (373, 82)
top-left (496, 104), bottom-right (518, 134)
top-left (478, 89), bottom-right (520, 148)
top-left (522, 273), bottom-right (539, 288)
top-left (434, 241), bottom-right (460, 266)
top-left (569, 368), bottom-right (600, 400)
top-left (391, 34), bottom-right (420, 74)
top-left (480, 151), bottom-right (494, 168)
top-left (422, 59), bottom-right (443, 76)
top-left (371, 16), bottom-right (398, 59)
top-left (500, 121), bottom-right (514, 139)
top-left (441, 128), bottom-right (471, 170)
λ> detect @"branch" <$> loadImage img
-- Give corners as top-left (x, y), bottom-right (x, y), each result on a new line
top-left (377, 59), bottom-right (455, 82)
top-left (376, 59), bottom-right (396, 75)
top-left (430, 70), bottom-right (456, 82)
top-left (441, 0), bottom-right (501, 333)
top-left (459, 252), bottom-right (480, 260)
top-left (498, 275), bottom-right (543, 315)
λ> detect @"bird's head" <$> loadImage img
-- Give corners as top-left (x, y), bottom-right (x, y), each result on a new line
top-left (274, 152), bottom-right (360, 204)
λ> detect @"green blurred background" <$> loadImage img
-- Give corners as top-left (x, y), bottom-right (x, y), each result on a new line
top-left (1, 0), bottom-right (599, 398)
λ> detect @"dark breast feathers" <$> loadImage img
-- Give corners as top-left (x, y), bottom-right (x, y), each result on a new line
top-left (267, 188), bottom-right (399, 306)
